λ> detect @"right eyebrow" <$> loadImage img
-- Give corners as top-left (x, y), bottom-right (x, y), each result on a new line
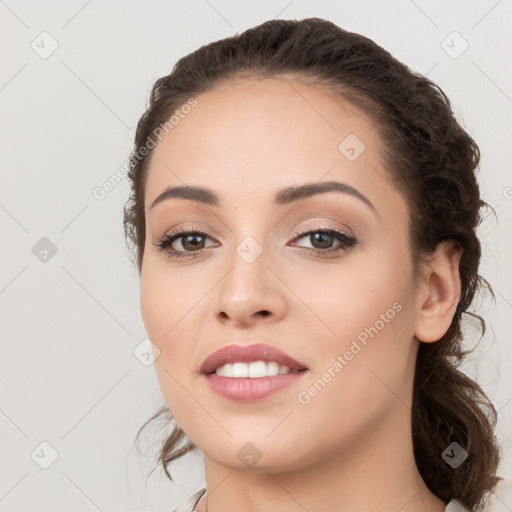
top-left (150, 185), bottom-right (219, 210)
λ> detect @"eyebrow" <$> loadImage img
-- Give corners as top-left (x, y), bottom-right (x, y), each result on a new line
top-left (149, 180), bottom-right (376, 213)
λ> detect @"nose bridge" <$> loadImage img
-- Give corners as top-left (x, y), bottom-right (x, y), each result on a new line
top-left (215, 231), bottom-right (286, 324)
top-left (221, 233), bottom-right (269, 302)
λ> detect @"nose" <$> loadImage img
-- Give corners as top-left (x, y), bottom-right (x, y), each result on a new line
top-left (215, 242), bottom-right (287, 328)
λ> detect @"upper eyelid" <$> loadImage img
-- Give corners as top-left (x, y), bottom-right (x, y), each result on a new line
top-left (156, 229), bottom-right (353, 257)
top-left (157, 226), bottom-right (356, 261)
top-left (291, 220), bottom-right (354, 237)
top-left (163, 222), bottom-right (353, 240)
top-left (167, 214), bottom-right (354, 233)
top-left (160, 224), bottom-right (356, 253)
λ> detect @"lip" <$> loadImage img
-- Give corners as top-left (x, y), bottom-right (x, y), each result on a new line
top-left (200, 343), bottom-right (308, 375)
top-left (200, 343), bottom-right (309, 402)
top-left (205, 372), bottom-right (308, 401)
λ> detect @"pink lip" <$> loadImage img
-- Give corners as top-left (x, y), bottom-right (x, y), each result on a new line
top-left (205, 372), bottom-right (308, 401)
top-left (200, 343), bottom-right (309, 402)
top-left (200, 343), bottom-right (308, 375)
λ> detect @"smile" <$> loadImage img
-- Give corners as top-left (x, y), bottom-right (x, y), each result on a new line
top-left (214, 360), bottom-right (300, 378)
top-left (200, 342), bottom-right (309, 401)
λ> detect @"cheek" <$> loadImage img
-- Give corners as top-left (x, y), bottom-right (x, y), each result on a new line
top-left (140, 270), bottom-right (169, 346)
top-left (140, 256), bottom-right (199, 344)
top-left (139, 255), bottom-right (214, 378)
top-left (139, 261), bottom-right (200, 396)
top-left (292, 244), bottom-right (416, 401)
top-left (291, 244), bottom-right (413, 342)
top-left (292, 294), bottom-right (415, 453)
top-left (140, 264), bottom-right (199, 418)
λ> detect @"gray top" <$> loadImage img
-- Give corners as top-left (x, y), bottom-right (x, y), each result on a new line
top-left (170, 488), bottom-right (471, 512)
top-left (171, 488), bottom-right (206, 512)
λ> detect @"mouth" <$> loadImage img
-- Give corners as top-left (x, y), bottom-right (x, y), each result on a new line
top-left (210, 360), bottom-right (305, 378)
top-left (200, 343), bottom-right (309, 401)
top-left (200, 342), bottom-right (308, 376)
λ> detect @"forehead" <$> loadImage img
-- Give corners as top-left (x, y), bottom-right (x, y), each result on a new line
top-left (144, 78), bottom-right (398, 215)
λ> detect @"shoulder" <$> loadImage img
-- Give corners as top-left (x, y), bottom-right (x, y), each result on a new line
top-left (170, 487), bottom-right (206, 512)
top-left (446, 475), bottom-right (512, 512)
top-left (169, 479), bottom-right (512, 512)
top-left (444, 499), bottom-right (471, 512)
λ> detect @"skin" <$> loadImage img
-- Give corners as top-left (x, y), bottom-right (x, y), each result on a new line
top-left (140, 77), bottom-right (462, 512)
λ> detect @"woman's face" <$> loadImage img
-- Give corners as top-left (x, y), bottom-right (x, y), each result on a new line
top-left (140, 78), bottom-right (424, 471)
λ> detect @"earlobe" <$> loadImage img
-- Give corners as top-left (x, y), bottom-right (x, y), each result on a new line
top-left (414, 240), bottom-right (463, 343)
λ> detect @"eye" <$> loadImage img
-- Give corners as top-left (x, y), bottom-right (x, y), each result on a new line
top-left (153, 226), bottom-right (218, 260)
top-left (153, 223), bottom-right (357, 260)
top-left (289, 224), bottom-right (357, 257)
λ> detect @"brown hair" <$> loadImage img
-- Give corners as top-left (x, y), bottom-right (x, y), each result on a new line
top-left (124, 17), bottom-right (501, 511)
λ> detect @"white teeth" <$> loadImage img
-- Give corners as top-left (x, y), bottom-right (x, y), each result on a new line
top-left (279, 364), bottom-right (290, 374)
top-left (232, 362), bottom-right (248, 378)
top-left (266, 361), bottom-right (280, 376)
top-left (214, 360), bottom-right (298, 378)
top-left (248, 360), bottom-right (267, 378)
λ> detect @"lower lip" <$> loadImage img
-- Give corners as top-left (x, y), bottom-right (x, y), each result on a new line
top-left (204, 371), bottom-right (308, 401)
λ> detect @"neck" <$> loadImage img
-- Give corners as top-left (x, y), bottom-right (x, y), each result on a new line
top-left (196, 405), bottom-right (446, 512)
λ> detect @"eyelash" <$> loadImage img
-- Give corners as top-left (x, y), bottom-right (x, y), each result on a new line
top-left (153, 224), bottom-right (358, 260)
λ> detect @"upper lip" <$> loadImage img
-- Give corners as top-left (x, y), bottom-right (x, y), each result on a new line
top-left (200, 343), bottom-right (308, 375)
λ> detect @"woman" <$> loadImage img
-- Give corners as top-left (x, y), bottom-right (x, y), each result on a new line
top-left (123, 17), bottom-right (502, 512)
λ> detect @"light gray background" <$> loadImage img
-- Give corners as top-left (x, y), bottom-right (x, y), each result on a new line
top-left (1, 1), bottom-right (511, 511)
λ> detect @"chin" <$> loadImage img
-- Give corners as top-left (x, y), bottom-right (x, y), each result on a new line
top-left (196, 433), bottom-right (312, 472)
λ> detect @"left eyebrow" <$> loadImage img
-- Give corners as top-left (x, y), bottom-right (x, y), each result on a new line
top-left (272, 181), bottom-right (376, 212)
top-left (149, 180), bottom-right (376, 213)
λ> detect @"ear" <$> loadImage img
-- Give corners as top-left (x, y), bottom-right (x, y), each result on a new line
top-left (414, 240), bottom-right (463, 343)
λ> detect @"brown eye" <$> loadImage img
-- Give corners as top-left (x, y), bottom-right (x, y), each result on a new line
top-left (178, 233), bottom-right (207, 252)
top-left (153, 228), bottom-right (218, 260)
top-left (307, 231), bottom-right (336, 250)
top-left (291, 228), bottom-right (357, 256)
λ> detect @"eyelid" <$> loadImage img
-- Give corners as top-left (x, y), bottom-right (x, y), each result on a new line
top-left (154, 218), bottom-right (358, 263)
top-left (163, 223), bottom-right (217, 238)
top-left (291, 220), bottom-right (354, 239)
top-left (159, 220), bottom-right (354, 244)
